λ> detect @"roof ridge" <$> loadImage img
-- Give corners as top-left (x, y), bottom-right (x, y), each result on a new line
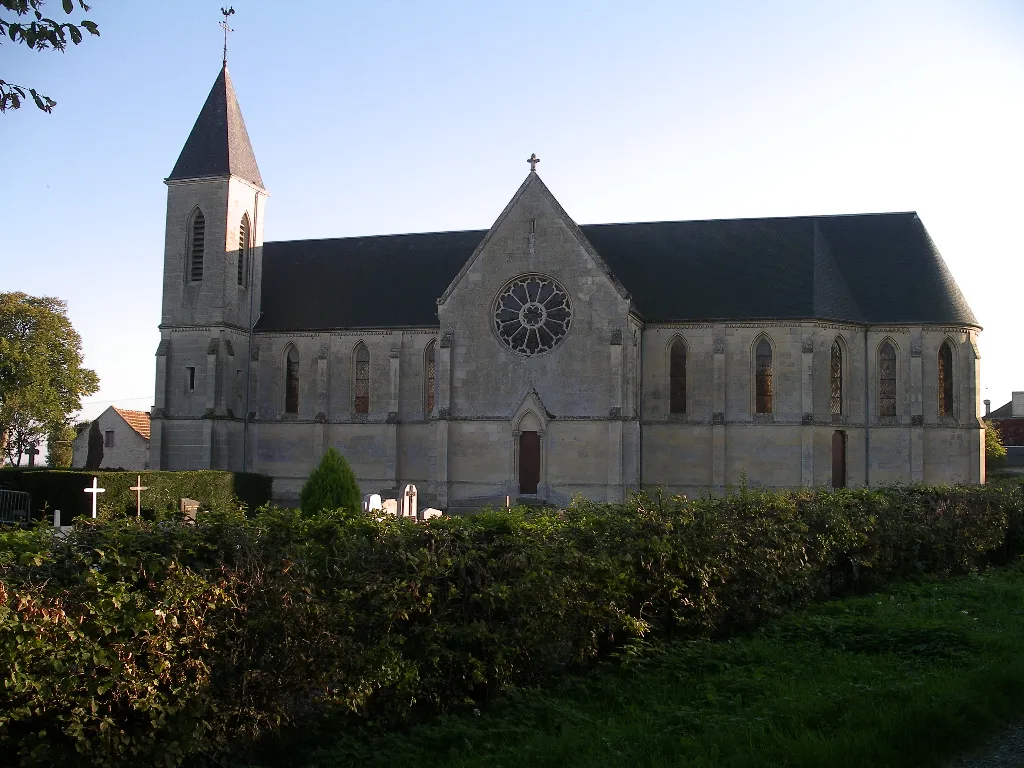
top-left (264, 212), bottom-right (921, 247)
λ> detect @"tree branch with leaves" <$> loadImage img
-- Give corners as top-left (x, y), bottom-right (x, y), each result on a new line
top-left (0, 292), bottom-right (99, 465)
top-left (1, 0), bottom-right (100, 113)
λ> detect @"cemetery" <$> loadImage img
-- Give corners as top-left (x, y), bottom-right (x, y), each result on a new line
top-left (1, 449), bottom-right (1023, 765)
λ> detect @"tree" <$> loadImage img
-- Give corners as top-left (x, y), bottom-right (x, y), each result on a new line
top-left (299, 447), bottom-right (362, 516)
top-left (985, 420), bottom-right (1007, 469)
top-left (45, 420), bottom-right (75, 467)
top-left (1, 1), bottom-right (100, 113)
top-left (0, 292), bottom-right (98, 465)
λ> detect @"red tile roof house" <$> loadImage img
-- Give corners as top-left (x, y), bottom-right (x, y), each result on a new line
top-left (985, 392), bottom-right (1024, 468)
top-left (71, 406), bottom-right (151, 470)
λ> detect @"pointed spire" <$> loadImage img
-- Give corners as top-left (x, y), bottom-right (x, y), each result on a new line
top-left (167, 65), bottom-right (264, 188)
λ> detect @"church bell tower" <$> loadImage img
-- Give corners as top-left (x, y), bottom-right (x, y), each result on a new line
top-left (150, 63), bottom-right (268, 470)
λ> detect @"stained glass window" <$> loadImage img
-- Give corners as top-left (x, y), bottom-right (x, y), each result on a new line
top-left (670, 338), bottom-right (686, 414)
top-left (493, 275), bottom-right (572, 356)
top-left (285, 346), bottom-right (299, 414)
top-left (938, 341), bottom-right (954, 417)
top-left (354, 343), bottom-right (370, 414)
top-left (755, 338), bottom-right (773, 414)
top-left (830, 340), bottom-right (843, 416)
top-left (879, 341), bottom-right (897, 419)
top-left (425, 340), bottom-right (436, 415)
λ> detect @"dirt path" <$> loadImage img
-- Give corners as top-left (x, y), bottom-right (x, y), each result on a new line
top-left (948, 721), bottom-right (1024, 768)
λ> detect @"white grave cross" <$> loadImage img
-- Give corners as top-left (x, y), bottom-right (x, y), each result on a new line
top-left (129, 475), bottom-right (149, 517)
top-left (84, 477), bottom-right (105, 519)
top-left (403, 484), bottom-right (418, 520)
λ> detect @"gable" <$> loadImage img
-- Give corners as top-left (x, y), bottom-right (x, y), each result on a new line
top-left (438, 172), bottom-right (630, 307)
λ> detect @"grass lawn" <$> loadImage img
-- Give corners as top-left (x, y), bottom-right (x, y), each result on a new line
top-left (303, 564), bottom-right (1024, 768)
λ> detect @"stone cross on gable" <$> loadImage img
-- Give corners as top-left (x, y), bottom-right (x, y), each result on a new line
top-left (84, 477), bottom-right (105, 519)
top-left (527, 153), bottom-right (540, 172)
top-left (129, 475), bottom-right (149, 518)
top-left (25, 443), bottom-right (39, 467)
top-left (403, 484), bottom-right (418, 520)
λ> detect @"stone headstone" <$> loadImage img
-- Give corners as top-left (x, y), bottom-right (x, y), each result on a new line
top-left (367, 494), bottom-right (382, 512)
top-left (180, 498), bottom-right (200, 523)
top-left (421, 507), bottom-right (442, 521)
top-left (402, 484), bottom-right (418, 520)
top-left (381, 498), bottom-right (399, 517)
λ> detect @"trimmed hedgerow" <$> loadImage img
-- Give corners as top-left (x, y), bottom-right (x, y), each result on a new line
top-left (0, 483), bottom-right (1021, 767)
top-left (0, 468), bottom-right (272, 522)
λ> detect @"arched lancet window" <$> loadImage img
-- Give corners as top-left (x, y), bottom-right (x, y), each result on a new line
top-left (285, 346), bottom-right (299, 414)
top-left (878, 340), bottom-right (897, 419)
top-left (189, 209), bottom-right (206, 281)
top-left (354, 342), bottom-right (370, 414)
top-left (237, 213), bottom-right (250, 286)
top-left (669, 337), bottom-right (687, 414)
top-left (830, 339), bottom-right (844, 416)
top-left (755, 337), bottom-right (773, 414)
top-left (424, 340), bottom-right (436, 415)
top-left (938, 340), bottom-right (954, 417)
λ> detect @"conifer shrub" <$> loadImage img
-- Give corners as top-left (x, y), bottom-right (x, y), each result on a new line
top-left (299, 447), bottom-right (362, 516)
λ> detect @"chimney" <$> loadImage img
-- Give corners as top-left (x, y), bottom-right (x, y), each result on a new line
top-left (1013, 392), bottom-right (1024, 419)
top-left (984, 399), bottom-right (991, 417)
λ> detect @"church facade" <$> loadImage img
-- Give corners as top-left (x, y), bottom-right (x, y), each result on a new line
top-left (150, 66), bottom-right (985, 508)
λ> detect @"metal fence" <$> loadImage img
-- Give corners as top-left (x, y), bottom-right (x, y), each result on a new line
top-left (0, 489), bottom-right (31, 524)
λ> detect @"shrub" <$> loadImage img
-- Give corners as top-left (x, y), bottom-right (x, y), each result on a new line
top-left (0, 483), bottom-right (1021, 766)
top-left (299, 447), bottom-right (361, 516)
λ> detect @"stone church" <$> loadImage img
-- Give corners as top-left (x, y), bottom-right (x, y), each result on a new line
top-left (150, 65), bottom-right (985, 508)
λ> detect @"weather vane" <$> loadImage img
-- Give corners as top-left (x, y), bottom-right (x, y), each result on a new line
top-left (220, 6), bottom-right (235, 67)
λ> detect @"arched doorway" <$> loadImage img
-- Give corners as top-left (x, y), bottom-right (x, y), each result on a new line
top-left (832, 430), bottom-right (847, 488)
top-left (519, 431), bottom-right (540, 494)
top-left (517, 411), bottom-right (541, 495)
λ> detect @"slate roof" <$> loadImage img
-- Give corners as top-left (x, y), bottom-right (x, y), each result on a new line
top-left (113, 408), bottom-right (151, 441)
top-left (167, 65), bottom-right (264, 188)
top-left (989, 401), bottom-right (1015, 420)
top-left (257, 212), bottom-right (978, 331)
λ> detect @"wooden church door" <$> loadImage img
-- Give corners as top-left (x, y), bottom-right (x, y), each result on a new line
top-left (832, 430), bottom-right (846, 488)
top-left (519, 431), bottom-right (540, 494)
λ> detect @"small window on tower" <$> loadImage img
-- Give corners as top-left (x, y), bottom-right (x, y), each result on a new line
top-left (186, 367), bottom-right (196, 391)
top-left (104, 431), bottom-right (115, 448)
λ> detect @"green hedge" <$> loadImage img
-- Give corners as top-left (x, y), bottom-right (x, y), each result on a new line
top-left (0, 484), bottom-right (1021, 767)
top-left (0, 468), bottom-right (272, 522)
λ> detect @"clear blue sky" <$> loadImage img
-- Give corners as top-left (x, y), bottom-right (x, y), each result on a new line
top-left (2, 0), bottom-right (1022, 422)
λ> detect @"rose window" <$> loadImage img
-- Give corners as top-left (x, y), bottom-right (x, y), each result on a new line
top-left (493, 275), bottom-right (572, 355)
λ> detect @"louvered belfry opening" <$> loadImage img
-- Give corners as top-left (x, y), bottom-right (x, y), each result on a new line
top-left (354, 343), bottom-right (370, 414)
top-left (755, 338), bottom-right (773, 414)
top-left (938, 341), bottom-right (954, 417)
top-left (879, 341), bottom-right (897, 418)
top-left (190, 210), bottom-right (206, 281)
top-left (830, 340), bottom-right (843, 416)
top-left (238, 213), bottom-right (250, 286)
top-left (670, 338), bottom-right (687, 414)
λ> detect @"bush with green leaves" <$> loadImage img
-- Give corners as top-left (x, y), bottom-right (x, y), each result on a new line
top-left (299, 447), bottom-right (362, 516)
top-left (0, 482), bottom-right (1021, 766)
